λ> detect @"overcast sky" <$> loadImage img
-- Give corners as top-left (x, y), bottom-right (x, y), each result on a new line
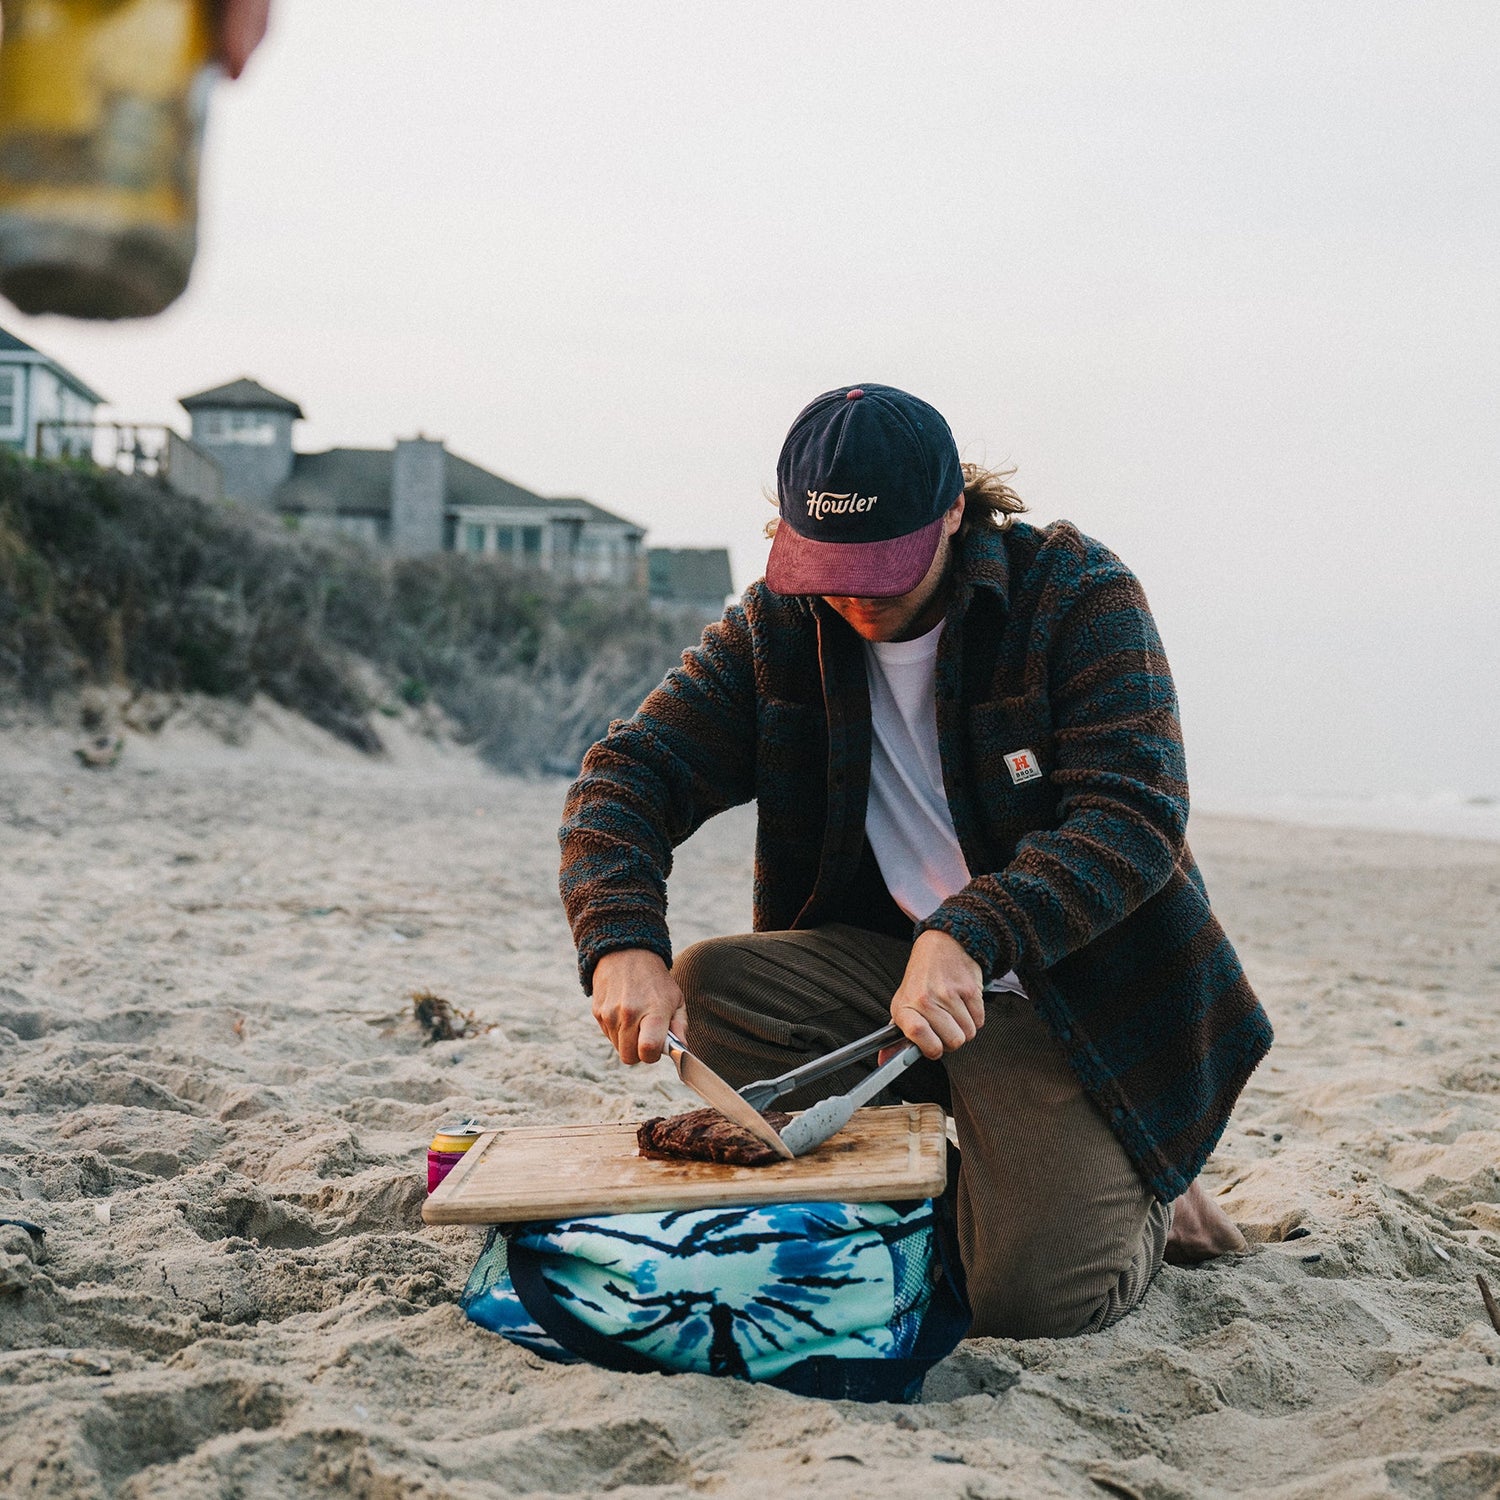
top-left (9, 1), bottom-right (1497, 808)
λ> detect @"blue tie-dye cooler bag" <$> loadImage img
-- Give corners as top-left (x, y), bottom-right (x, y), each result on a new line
top-left (460, 1189), bottom-right (970, 1403)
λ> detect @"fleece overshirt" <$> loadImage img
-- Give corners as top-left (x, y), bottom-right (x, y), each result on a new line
top-left (558, 519), bottom-right (1273, 1201)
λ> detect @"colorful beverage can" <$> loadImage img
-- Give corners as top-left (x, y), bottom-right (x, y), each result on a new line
top-left (427, 1121), bottom-right (483, 1194)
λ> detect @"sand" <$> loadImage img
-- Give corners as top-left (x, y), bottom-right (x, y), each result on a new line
top-left (2, 707), bottom-right (1498, 1499)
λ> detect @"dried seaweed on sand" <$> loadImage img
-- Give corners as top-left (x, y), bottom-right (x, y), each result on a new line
top-left (411, 990), bottom-right (493, 1043)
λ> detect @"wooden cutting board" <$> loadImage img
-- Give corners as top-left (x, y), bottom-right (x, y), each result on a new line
top-left (422, 1103), bottom-right (948, 1225)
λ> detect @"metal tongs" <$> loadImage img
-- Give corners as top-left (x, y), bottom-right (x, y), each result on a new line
top-left (662, 1023), bottom-right (921, 1159)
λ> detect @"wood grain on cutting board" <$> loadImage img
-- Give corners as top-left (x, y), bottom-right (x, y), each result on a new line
top-left (422, 1102), bottom-right (948, 1224)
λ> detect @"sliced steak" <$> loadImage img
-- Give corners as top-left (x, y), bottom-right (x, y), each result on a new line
top-left (637, 1106), bottom-right (793, 1167)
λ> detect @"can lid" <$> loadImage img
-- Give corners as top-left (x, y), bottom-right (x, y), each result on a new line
top-left (430, 1131), bottom-right (482, 1153)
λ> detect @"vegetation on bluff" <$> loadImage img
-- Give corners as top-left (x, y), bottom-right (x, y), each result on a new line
top-left (0, 452), bottom-right (703, 771)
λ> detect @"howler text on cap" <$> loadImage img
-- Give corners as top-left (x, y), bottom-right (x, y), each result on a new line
top-left (765, 383), bottom-right (964, 599)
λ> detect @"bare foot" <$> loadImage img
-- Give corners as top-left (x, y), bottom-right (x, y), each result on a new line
top-left (1165, 1178), bottom-right (1248, 1264)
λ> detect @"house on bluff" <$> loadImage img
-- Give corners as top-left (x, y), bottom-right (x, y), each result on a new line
top-left (177, 377), bottom-right (647, 587)
top-left (0, 326), bottom-right (103, 458)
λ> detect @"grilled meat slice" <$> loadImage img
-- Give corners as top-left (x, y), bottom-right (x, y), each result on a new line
top-left (637, 1106), bottom-right (793, 1167)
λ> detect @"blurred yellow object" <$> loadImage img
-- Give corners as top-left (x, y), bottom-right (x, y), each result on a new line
top-left (0, 0), bottom-right (215, 319)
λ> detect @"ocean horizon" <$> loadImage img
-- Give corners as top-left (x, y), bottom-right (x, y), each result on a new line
top-left (1194, 788), bottom-right (1500, 844)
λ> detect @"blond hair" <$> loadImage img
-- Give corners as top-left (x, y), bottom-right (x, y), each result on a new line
top-left (956, 462), bottom-right (1025, 532)
top-left (763, 461), bottom-right (1025, 540)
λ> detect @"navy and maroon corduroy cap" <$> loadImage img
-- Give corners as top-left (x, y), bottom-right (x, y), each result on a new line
top-left (765, 383), bottom-right (964, 598)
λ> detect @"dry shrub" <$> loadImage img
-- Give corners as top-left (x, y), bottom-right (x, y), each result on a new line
top-left (0, 451), bottom-right (700, 771)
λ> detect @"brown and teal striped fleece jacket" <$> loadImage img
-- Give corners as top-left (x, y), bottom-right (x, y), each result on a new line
top-left (559, 519), bottom-right (1272, 1201)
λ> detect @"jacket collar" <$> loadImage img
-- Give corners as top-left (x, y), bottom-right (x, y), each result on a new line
top-left (949, 521), bottom-right (1013, 617)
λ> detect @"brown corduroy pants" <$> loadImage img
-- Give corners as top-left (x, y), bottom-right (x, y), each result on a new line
top-left (675, 923), bottom-right (1171, 1340)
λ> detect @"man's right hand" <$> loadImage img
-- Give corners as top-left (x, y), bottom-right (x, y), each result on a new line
top-left (590, 949), bottom-right (687, 1065)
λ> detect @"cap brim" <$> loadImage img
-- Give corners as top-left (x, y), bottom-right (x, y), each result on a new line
top-left (764, 513), bottom-right (946, 598)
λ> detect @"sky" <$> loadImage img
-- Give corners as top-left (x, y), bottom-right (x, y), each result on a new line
top-left (8, 1), bottom-right (1498, 810)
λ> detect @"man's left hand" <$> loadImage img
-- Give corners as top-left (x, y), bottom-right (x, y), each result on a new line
top-left (889, 930), bottom-right (985, 1060)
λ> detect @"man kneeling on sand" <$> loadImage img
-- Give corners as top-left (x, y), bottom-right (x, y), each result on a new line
top-left (559, 384), bottom-right (1271, 1338)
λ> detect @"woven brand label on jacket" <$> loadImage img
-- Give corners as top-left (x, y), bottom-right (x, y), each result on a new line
top-left (1005, 748), bottom-right (1042, 785)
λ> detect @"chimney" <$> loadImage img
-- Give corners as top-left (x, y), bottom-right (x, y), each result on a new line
top-left (390, 436), bottom-right (445, 555)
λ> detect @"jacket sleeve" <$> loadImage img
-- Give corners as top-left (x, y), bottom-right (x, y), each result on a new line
top-left (915, 557), bottom-right (1189, 981)
top-left (558, 601), bottom-right (759, 991)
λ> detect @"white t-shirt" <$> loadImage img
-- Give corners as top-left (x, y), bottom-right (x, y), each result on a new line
top-left (864, 620), bottom-right (1026, 997)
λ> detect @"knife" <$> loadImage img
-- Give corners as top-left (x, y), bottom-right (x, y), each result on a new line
top-left (662, 1031), bottom-right (795, 1161)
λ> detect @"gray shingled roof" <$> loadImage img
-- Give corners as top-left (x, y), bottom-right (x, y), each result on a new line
top-left (548, 494), bottom-right (646, 532)
top-left (445, 452), bottom-right (562, 513)
top-left (276, 449), bottom-right (392, 515)
top-left (274, 446), bottom-right (643, 531)
top-left (179, 377), bottom-right (305, 418)
top-left (648, 547), bottom-right (734, 604)
top-left (0, 324), bottom-right (106, 404)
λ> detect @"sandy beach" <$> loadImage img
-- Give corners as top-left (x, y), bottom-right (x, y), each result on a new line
top-left (2, 710), bottom-right (1498, 1499)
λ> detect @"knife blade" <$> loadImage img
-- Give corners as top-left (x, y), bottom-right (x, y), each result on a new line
top-left (662, 1031), bottom-right (795, 1161)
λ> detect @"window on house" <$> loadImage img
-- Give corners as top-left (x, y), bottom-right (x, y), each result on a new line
top-left (521, 526), bottom-right (543, 558)
top-left (199, 409), bottom-right (275, 445)
top-left (463, 523), bottom-right (486, 553)
top-left (0, 370), bottom-right (19, 437)
top-left (495, 528), bottom-right (515, 554)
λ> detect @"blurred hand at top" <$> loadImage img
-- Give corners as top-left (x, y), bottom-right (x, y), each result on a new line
top-left (218, 0), bottom-right (271, 79)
